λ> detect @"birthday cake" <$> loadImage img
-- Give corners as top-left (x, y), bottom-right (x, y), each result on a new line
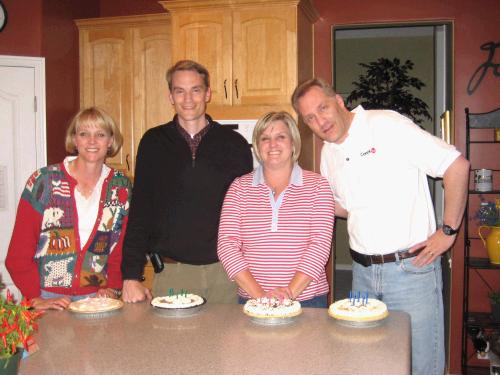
top-left (328, 297), bottom-right (388, 322)
top-left (243, 297), bottom-right (302, 319)
top-left (151, 293), bottom-right (205, 309)
top-left (68, 297), bottom-right (123, 314)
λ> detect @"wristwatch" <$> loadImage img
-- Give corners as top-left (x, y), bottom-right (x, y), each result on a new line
top-left (442, 224), bottom-right (459, 236)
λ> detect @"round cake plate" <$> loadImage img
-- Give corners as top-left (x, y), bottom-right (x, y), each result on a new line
top-left (331, 316), bottom-right (387, 328)
top-left (68, 299), bottom-right (124, 319)
top-left (249, 315), bottom-right (298, 326)
top-left (151, 298), bottom-right (206, 317)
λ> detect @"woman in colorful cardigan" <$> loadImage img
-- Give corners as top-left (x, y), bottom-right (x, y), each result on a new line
top-left (6, 107), bottom-right (132, 310)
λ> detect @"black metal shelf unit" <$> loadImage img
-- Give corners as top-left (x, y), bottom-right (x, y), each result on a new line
top-left (462, 107), bottom-right (500, 374)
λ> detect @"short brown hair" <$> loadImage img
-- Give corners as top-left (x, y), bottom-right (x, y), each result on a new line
top-left (166, 60), bottom-right (210, 91)
top-left (252, 111), bottom-right (301, 163)
top-left (291, 78), bottom-right (337, 114)
top-left (65, 107), bottom-right (123, 157)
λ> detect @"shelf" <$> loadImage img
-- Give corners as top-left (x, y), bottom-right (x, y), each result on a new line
top-left (466, 312), bottom-right (500, 328)
top-left (463, 107), bottom-right (500, 374)
top-left (467, 257), bottom-right (500, 269)
top-left (464, 365), bottom-right (491, 375)
top-left (468, 190), bottom-right (500, 194)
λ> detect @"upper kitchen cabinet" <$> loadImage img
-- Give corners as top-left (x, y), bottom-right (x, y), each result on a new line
top-left (160, 0), bottom-right (318, 119)
top-left (76, 14), bottom-right (173, 177)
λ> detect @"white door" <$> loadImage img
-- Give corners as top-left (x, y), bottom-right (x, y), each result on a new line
top-left (0, 56), bottom-right (46, 301)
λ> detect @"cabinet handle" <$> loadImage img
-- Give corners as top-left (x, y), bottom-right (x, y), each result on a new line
top-left (224, 79), bottom-right (228, 99)
top-left (234, 79), bottom-right (239, 99)
top-left (126, 154), bottom-right (130, 171)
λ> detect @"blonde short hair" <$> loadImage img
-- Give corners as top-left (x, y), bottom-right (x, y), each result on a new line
top-left (252, 111), bottom-right (301, 163)
top-left (65, 107), bottom-right (123, 157)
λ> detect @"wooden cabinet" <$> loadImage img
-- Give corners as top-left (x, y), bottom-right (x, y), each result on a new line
top-left (160, 0), bottom-right (318, 119)
top-left (76, 14), bottom-right (173, 177)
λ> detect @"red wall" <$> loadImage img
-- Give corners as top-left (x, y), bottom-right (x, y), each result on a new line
top-left (0, 0), bottom-right (99, 164)
top-left (0, 0), bottom-right (43, 56)
top-left (41, 0), bottom-right (99, 164)
top-left (99, 0), bottom-right (164, 17)
top-left (312, 0), bottom-right (500, 372)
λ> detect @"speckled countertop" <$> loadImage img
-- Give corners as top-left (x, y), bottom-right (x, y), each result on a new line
top-left (20, 303), bottom-right (410, 374)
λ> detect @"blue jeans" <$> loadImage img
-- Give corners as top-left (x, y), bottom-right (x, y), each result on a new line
top-left (352, 256), bottom-right (444, 375)
top-left (238, 294), bottom-right (327, 308)
top-left (40, 290), bottom-right (96, 301)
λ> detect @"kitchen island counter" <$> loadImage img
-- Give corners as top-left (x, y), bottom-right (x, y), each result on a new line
top-left (21, 302), bottom-right (410, 374)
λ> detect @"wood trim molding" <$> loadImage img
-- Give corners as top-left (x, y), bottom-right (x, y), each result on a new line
top-left (75, 13), bottom-right (170, 28)
top-left (160, 0), bottom-right (317, 13)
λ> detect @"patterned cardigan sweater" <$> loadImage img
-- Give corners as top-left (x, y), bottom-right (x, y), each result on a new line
top-left (6, 162), bottom-right (132, 299)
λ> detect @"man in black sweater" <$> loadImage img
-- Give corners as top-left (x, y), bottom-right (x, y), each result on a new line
top-left (121, 60), bottom-right (253, 303)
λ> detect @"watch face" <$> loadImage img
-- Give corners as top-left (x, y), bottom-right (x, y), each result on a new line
top-left (442, 225), bottom-right (457, 235)
top-left (0, 1), bottom-right (7, 32)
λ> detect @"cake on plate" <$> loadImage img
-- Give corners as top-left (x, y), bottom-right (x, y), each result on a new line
top-left (328, 297), bottom-right (388, 322)
top-left (151, 293), bottom-right (205, 309)
top-left (243, 297), bottom-right (302, 319)
top-left (68, 297), bottom-right (123, 314)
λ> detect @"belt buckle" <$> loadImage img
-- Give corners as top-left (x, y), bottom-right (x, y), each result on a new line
top-left (372, 254), bottom-right (384, 265)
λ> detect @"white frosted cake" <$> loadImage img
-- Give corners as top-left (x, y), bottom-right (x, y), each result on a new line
top-left (151, 293), bottom-right (205, 309)
top-left (328, 298), bottom-right (388, 322)
top-left (68, 297), bottom-right (123, 314)
top-left (243, 297), bottom-right (302, 318)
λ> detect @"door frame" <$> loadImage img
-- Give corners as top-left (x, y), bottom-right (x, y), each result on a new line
top-left (330, 21), bottom-right (455, 371)
top-left (0, 55), bottom-right (47, 167)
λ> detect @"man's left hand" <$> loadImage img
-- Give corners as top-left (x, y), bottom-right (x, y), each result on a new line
top-left (409, 229), bottom-right (456, 267)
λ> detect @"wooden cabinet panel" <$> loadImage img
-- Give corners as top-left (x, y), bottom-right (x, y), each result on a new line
top-left (233, 7), bottom-right (296, 105)
top-left (162, 0), bottom-right (317, 112)
top-left (77, 14), bottom-right (171, 177)
top-left (132, 22), bottom-right (174, 155)
top-left (79, 28), bottom-right (133, 174)
top-left (172, 10), bottom-right (232, 106)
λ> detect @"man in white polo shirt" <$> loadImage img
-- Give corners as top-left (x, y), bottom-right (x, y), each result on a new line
top-left (292, 78), bottom-right (470, 375)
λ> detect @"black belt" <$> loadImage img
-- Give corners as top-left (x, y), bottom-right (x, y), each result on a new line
top-left (350, 248), bottom-right (422, 267)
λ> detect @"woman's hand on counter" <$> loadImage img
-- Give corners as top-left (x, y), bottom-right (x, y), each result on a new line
top-left (30, 296), bottom-right (72, 311)
top-left (96, 288), bottom-right (121, 299)
top-left (122, 280), bottom-right (152, 303)
top-left (265, 287), bottom-right (293, 300)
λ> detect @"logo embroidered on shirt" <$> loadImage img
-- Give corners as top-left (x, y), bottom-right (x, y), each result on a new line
top-left (360, 147), bottom-right (376, 157)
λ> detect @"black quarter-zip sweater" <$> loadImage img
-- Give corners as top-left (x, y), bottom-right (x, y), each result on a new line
top-left (121, 115), bottom-right (253, 280)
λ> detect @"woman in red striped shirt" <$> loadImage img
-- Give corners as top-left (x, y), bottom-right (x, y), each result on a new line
top-left (217, 111), bottom-right (335, 307)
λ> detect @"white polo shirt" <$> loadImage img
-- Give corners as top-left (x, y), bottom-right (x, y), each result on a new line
top-left (320, 106), bottom-right (460, 255)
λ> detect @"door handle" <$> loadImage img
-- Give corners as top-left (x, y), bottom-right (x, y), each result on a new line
top-left (234, 79), bottom-right (239, 99)
top-left (126, 154), bottom-right (130, 172)
top-left (224, 79), bottom-right (228, 99)
top-left (440, 110), bottom-right (453, 145)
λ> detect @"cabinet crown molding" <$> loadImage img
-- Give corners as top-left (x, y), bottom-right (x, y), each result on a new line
top-left (75, 13), bottom-right (169, 28)
top-left (160, 0), bottom-right (318, 22)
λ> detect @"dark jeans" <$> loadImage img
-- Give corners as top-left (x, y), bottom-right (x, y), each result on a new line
top-left (238, 293), bottom-right (328, 308)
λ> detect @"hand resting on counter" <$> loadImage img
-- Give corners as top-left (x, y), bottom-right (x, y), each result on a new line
top-left (122, 280), bottom-right (152, 303)
top-left (30, 296), bottom-right (72, 311)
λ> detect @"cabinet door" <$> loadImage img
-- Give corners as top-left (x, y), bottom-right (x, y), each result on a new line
top-left (171, 10), bottom-right (232, 105)
top-left (132, 22), bottom-right (173, 175)
top-left (233, 7), bottom-right (297, 106)
top-left (79, 26), bottom-right (133, 175)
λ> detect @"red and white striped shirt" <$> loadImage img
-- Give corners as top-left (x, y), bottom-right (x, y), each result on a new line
top-left (217, 164), bottom-right (335, 301)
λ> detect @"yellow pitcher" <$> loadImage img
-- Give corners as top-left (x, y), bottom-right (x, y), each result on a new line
top-left (479, 226), bottom-right (500, 264)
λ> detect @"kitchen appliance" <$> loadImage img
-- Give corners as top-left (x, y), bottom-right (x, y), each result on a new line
top-left (217, 119), bottom-right (259, 168)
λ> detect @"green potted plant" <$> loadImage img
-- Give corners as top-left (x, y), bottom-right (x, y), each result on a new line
top-left (346, 57), bottom-right (432, 126)
top-left (490, 291), bottom-right (500, 323)
top-left (0, 277), bottom-right (41, 373)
